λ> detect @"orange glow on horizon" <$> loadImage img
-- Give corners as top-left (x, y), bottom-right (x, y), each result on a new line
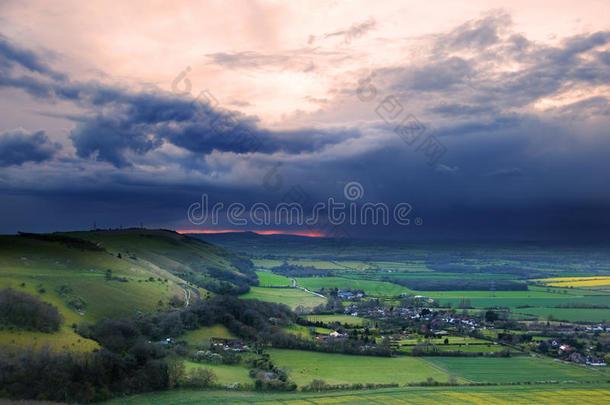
top-left (176, 229), bottom-right (326, 237)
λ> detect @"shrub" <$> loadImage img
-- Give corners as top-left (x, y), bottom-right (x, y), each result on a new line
top-left (182, 367), bottom-right (217, 387)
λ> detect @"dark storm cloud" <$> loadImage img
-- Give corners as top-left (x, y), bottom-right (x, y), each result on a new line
top-left (0, 129), bottom-right (61, 167)
top-left (381, 13), bottom-right (610, 111)
top-left (430, 103), bottom-right (498, 117)
top-left (0, 35), bottom-right (66, 81)
top-left (0, 37), bottom-right (357, 167)
top-left (1, 16), bottom-right (609, 240)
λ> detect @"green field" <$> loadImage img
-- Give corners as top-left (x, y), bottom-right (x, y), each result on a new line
top-left (240, 287), bottom-right (326, 310)
top-left (306, 314), bottom-right (368, 326)
top-left (103, 384), bottom-right (610, 404)
top-left (399, 344), bottom-right (513, 354)
top-left (184, 361), bottom-right (252, 386)
top-left (284, 324), bottom-right (332, 338)
top-left (436, 296), bottom-right (610, 309)
top-left (267, 349), bottom-right (456, 386)
top-left (426, 357), bottom-right (608, 383)
top-left (180, 325), bottom-right (235, 346)
top-left (514, 307), bottom-right (610, 322)
top-left (296, 277), bottom-right (410, 296)
top-left (256, 271), bottom-right (293, 287)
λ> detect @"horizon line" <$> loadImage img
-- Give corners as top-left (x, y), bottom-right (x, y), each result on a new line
top-left (175, 229), bottom-right (326, 237)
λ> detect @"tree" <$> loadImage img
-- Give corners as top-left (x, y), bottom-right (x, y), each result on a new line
top-left (305, 379), bottom-right (327, 392)
top-left (167, 357), bottom-right (185, 388)
top-left (485, 310), bottom-right (499, 322)
top-left (184, 368), bottom-right (217, 387)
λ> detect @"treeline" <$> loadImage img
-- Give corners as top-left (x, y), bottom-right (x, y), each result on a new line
top-left (79, 295), bottom-right (295, 347)
top-left (391, 278), bottom-right (527, 291)
top-left (268, 331), bottom-right (392, 357)
top-left (0, 288), bottom-right (62, 332)
top-left (270, 262), bottom-right (335, 277)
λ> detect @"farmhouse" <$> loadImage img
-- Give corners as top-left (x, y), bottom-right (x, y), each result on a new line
top-left (209, 337), bottom-right (244, 350)
top-left (337, 290), bottom-right (355, 299)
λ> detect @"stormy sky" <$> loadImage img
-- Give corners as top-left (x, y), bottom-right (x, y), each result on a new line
top-left (0, 1), bottom-right (609, 240)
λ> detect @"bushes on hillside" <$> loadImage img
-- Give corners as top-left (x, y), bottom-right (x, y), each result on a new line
top-left (0, 288), bottom-right (62, 332)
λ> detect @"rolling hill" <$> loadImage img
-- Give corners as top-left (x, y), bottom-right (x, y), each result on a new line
top-left (0, 229), bottom-right (257, 351)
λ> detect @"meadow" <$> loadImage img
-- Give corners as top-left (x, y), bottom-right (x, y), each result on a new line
top-left (240, 287), bottom-right (326, 310)
top-left (102, 384), bottom-right (610, 404)
top-left (514, 307), bottom-right (610, 322)
top-left (255, 271), bottom-right (293, 287)
top-left (284, 324), bottom-right (332, 338)
top-left (296, 277), bottom-right (410, 296)
top-left (306, 314), bottom-right (368, 326)
top-left (425, 357), bottom-right (608, 384)
top-left (266, 349), bottom-right (456, 386)
top-left (184, 361), bottom-right (252, 386)
top-left (180, 324), bottom-right (235, 346)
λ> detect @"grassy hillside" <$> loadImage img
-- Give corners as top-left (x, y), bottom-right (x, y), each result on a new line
top-left (0, 229), bottom-right (257, 351)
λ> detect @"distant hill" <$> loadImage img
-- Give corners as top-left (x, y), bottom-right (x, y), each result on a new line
top-left (190, 231), bottom-right (355, 258)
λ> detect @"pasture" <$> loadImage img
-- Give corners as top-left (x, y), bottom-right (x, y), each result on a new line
top-left (306, 314), bottom-right (367, 326)
top-left (296, 277), bottom-right (410, 296)
top-left (266, 349), bottom-right (456, 386)
top-left (184, 361), bottom-right (252, 386)
top-left (180, 324), bottom-right (235, 346)
top-left (425, 357), bottom-right (608, 384)
top-left (240, 287), bottom-right (326, 310)
top-left (256, 271), bottom-right (293, 287)
top-left (284, 324), bottom-right (332, 338)
top-left (514, 307), bottom-right (610, 322)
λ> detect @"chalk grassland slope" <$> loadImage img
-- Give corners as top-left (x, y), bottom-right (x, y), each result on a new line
top-left (0, 230), bottom-right (255, 351)
top-left (102, 384), bottom-right (610, 404)
top-left (69, 229), bottom-right (257, 294)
